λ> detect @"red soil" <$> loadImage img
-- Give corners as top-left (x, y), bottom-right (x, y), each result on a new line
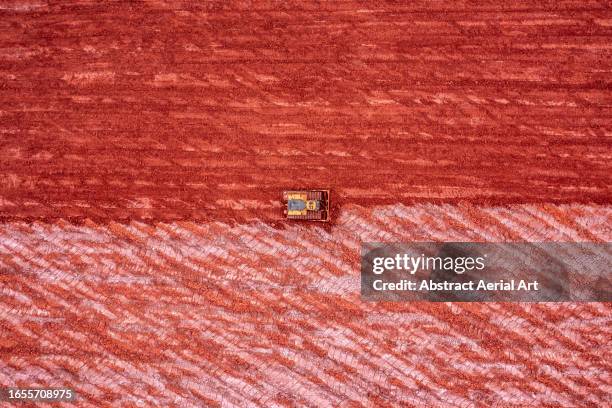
top-left (1, 1), bottom-right (611, 222)
top-left (1, 3), bottom-right (611, 406)
top-left (0, 204), bottom-right (610, 406)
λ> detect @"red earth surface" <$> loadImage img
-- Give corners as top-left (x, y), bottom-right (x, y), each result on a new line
top-left (1, 1), bottom-right (611, 407)
top-left (1, 204), bottom-right (610, 406)
top-left (1, 0), bottom-right (611, 222)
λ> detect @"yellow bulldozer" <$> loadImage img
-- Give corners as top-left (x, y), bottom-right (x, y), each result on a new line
top-left (282, 190), bottom-right (330, 222)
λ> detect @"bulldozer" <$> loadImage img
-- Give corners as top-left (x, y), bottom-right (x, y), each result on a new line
top-left (282, 190), bottom-right (330, 222)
